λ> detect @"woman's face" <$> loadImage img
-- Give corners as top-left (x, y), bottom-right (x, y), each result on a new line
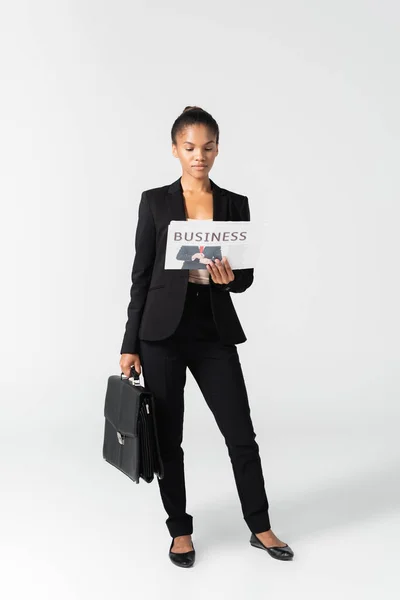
top-left (172, 124), bottom-right (218, 180)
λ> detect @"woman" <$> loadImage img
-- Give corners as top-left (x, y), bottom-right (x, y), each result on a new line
top-left (119, 106), bottom-right (294, 568)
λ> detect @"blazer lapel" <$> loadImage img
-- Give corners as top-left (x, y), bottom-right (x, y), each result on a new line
top-left (167, 177), bottom-right (227, 222)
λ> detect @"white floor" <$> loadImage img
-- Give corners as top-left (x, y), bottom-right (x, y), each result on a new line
top-left (2, 418), bottom-right (399, 600)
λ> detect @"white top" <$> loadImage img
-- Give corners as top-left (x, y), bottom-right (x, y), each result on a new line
top-left (186, 218), bottom-right (213, 285)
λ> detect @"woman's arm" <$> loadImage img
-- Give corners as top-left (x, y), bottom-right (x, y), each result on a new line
top-left (209, 196), bottom-right (254, 293)
top-left (120, 191), bottom-right (156, 354)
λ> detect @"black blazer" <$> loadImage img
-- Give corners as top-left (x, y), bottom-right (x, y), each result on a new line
top-left (176, 245), bottom-right (223, 269)
top-left (120, 177), bottom-right (254, 355)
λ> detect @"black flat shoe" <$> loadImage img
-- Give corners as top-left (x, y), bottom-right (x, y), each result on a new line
top-left (169, 538), bottom-right (196, 568)
top-left (250, 533), bottom-right (294, 561)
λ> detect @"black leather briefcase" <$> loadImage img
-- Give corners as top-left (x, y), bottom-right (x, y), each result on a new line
top-left (102, 366), bottom-right (164, 484)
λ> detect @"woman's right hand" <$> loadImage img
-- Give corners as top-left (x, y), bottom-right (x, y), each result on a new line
top-left (120, 353), bottom-right (141, 378)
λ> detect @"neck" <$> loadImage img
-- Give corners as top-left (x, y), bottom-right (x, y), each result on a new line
top-left (180, 173), bottom-right (211, 193)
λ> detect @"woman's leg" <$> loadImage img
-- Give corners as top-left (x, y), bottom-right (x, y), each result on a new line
top-left (187, 339), bottom-right (272, 535)
top-left (139, 337), bottom-right (193, 538)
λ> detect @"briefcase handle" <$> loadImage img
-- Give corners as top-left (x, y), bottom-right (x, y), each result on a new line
top-left (120, 366), bottom-right (141, 386)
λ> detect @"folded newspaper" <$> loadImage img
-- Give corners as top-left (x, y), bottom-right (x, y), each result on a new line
top-left (164, 219), bottom-right (265, 270)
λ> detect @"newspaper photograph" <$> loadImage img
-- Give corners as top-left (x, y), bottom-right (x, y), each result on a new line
top-left (164, 219), bottom-right (265, 270)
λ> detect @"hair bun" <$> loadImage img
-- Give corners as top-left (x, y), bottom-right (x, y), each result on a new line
top-left (183, 105), bottom-right (203, 113)
top-left (171, 105), bottom-right (219, 145)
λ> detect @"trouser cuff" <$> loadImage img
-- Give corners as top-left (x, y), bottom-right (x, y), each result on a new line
top-left (166, 514), bottom-right (193, 538)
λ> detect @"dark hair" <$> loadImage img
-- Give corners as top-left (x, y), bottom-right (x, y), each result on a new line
top-left (171, 105), bottom-right (219, 145)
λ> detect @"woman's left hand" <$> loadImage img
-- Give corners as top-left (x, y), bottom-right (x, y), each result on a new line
top-left (207, 257), bottom-right (235, 285)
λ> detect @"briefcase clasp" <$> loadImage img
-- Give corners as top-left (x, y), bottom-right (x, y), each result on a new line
top-left (116, 431), bottom-right (125, 445)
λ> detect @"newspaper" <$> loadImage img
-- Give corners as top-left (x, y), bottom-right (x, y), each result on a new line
top-left (164, 219), bottom-right (265, 270)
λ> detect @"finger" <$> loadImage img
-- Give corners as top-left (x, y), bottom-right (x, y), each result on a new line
top-left (214, 259), bottom-right (230, 281)
top-left (214, 258), bottom-right (226, 273)
top-left (222, 256), bottom-right (231, 269)
top-left (206, 261), bottom-right (218, 278)
top-left (207, 262), bottom-right (222, 283)
top-left (216, 258), bottom-right (234, 284)
top-left (222, 256), bottom-right (234, 276)
top-left (209, 260), bottom-right (229, 284)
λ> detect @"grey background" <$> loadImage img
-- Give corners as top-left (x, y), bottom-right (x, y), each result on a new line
top-left (1, 1), bottom-right (399, 598)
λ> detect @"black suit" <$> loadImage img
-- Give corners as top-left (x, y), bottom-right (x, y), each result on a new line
top-left (120, 177), bottom-right (254, 354)
top-left (120, 177), bottom-right (271, 539)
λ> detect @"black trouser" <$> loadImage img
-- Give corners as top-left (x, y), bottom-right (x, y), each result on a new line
top-left (138, 282), bottom-right (271, 538)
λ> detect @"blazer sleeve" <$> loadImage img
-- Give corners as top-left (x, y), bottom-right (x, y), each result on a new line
top-left (209, 196), bottom-right (254, 294)
top-left (120, 191), bottom-right (156, 354)
top-left (176, 246), bottom-right (196, 261)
